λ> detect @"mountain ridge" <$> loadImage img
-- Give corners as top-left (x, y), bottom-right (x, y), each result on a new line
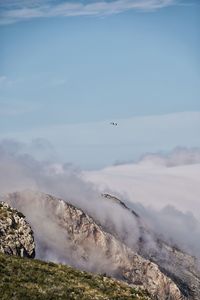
top-left (101, 194), bottom-right (200, 299)
top-left (2, 190), bottom-right (185, 299)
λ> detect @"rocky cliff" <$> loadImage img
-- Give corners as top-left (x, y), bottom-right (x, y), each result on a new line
top-left (102, 194), bottom-right (200, 300)
top-left (0, 201), bottom-right (35, 258)
top-left (3, 190), bottom-right (184, 300)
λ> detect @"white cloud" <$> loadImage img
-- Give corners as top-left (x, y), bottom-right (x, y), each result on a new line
top-left (1, 139), bottom-right (200, 260)
top-left (0, 0), bottom-right (180, 25)
top-left (0, 76), bottom-right (11, 88)
top-left (0, 100), bottom-right (39, 116)
top-left (50, 78), bottom-right (69, 87)
top-left (0, 75), bottom-right (24, 89)
top-left (84, 148), bottom-right (200, 219)
top-left (0, 76), bottom-right (7, 83)
top-left (83, 148), bottom-right (200, 257)
top-left (138, 147), bottom-right (200, 167)
top-left (2, 111), bottom-right (199, 169)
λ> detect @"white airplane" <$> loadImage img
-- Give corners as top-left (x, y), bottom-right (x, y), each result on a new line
top-left (110, 122), bottom-right (118, 126)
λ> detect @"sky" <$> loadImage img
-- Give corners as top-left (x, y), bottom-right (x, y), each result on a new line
top-left (0, 0), bottom-right (200, 262)
top-left (0, 0), bottom-right (200, 168)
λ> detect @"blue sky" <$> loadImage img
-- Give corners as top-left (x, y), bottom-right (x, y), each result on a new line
top-left (0, 0), bottom-right (200, 168)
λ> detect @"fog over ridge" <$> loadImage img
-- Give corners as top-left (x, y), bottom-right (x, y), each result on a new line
top-left (0, 138), bottom-right (200, 260)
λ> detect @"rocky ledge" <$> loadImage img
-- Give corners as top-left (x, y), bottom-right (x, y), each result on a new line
top-left (0, 202), bottom-right (35, 258)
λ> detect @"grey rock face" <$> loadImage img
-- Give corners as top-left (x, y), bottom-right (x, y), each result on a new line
top-left (0, 201), bottom-right (35, 258)
top-left (4, 191), bottom-right (183, 300)
top-left (148, 244), bottom-right (200, 300)
top-left (102, 194), bottom-right (200, 300)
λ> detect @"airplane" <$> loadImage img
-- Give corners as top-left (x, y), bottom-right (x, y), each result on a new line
top-left (110, 122), bottom-right (118, 126)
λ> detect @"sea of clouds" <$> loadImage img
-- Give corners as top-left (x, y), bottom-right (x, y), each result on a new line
top-left (0, 138), bottom-right (200, 260)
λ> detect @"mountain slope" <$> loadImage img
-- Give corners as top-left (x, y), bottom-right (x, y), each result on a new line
top-left (101, 194), bottom-right (200, 300)
top-left (0, 252), bottom-right (151, 300)
top-left (3, 190), bottom-right (183, 300)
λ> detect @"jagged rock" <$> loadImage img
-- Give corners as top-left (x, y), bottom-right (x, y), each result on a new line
top-left (4, 190), bottom-right (183, 300)
top-left (0, 201), bottom-right (35, 258)
top-left (102, 194), bottom-right (200, 300)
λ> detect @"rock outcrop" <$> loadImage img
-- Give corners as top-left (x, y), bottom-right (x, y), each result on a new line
top-left (0, 201), bottom-right (35, 258)
top-left (3, 190), bottom-right (183, 300)
top-left (102, 194), bottom-right (200, 300)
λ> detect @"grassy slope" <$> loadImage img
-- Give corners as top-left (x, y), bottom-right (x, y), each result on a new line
top-left (0, 253), bottom-right (150, 300)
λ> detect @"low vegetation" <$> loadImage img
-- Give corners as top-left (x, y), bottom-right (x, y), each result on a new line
top-left (0, 252), bottom-right (150, 300)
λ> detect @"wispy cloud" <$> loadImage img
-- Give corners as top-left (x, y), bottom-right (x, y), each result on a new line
top-left (0, 0), bottom-right (180, 25)
top-left (50, 78), bottom-right (69, 87)
top-left (0, 75), bottom-right (24, 88)
top-left (0, 100), bottom-right (39, 116)
top-left (0, 76), bottom-right (10, 87)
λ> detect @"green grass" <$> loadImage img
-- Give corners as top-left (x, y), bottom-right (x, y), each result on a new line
top-left (0, 253), bottom-right (150, 300)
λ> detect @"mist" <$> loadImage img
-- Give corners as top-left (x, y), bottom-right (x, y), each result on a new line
top-left (84, 147), bottom-right (200, 258)
top-left (0, 139), bottom-right (200, 263)
top-left (0, 139), bottom-right (140, 266)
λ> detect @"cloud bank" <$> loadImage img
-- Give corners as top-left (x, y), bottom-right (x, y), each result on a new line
top-left (138, 147), bottom-right (200, 167)
top-left (0, 139), bottom-right (200, 261)
top-left (3, 111), bottom-right (200, 169)
top-left (0, 0), bottom-right (180, 25)
top-left (0, 139), bottom-right (141, 265)
top-left (84, 147), bottom-right (200, 216)
top-left (84, 147), bottom-right (200, 257)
